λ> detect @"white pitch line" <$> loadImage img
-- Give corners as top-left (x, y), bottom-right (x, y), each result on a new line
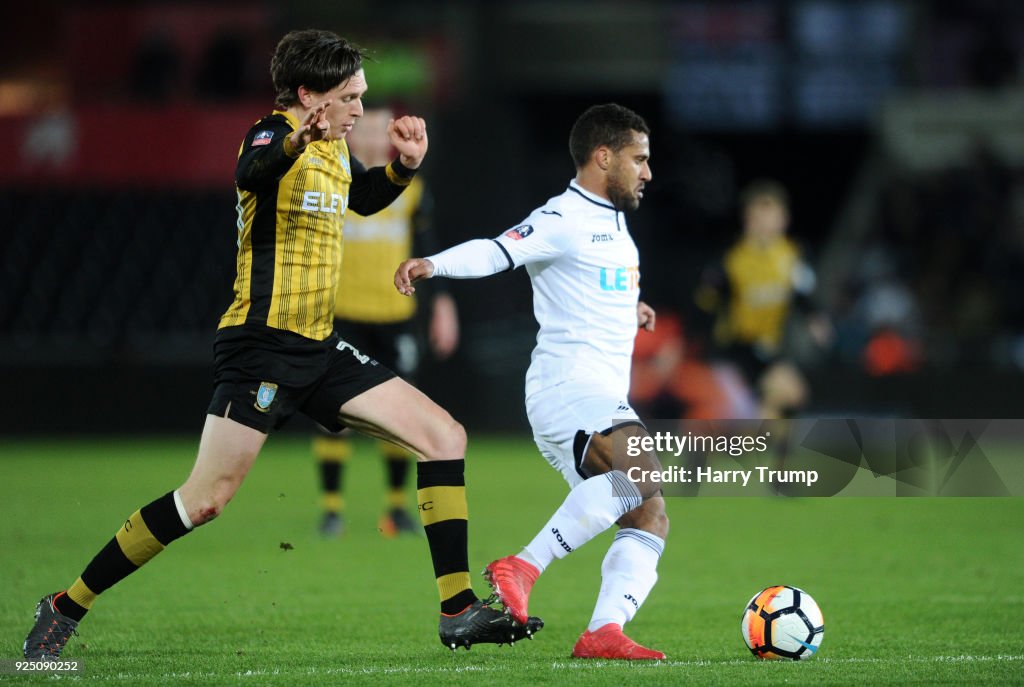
top-left (50, 654), bottom-right (1024, 681)
top-left (549, 654), bottom-right (1024, 669)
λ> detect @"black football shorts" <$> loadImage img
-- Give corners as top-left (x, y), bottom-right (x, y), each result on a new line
top-left (334, 317), bottom-right (420, 381)
top-left (207, 325), bottom-right (396, 433)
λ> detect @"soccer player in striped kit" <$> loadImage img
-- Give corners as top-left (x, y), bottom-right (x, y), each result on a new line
top-left (24, 29), bottom-right (538, 661)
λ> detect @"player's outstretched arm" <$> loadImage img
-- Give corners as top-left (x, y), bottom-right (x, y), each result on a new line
top-left (395, 258), bottom-right (435, 296)
top-left (394, 239), bottom-right (513, 296)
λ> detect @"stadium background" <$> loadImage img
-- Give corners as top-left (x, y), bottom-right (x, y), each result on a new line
top-left (2, 1), bottom-right (1023, 433)
top-left (2, 3), bottom-right (1023, 683)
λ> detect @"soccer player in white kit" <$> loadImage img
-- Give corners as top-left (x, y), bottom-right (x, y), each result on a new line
top-left (395, 104), bottom-right (667, 659)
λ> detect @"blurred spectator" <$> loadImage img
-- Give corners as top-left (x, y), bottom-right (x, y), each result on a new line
top-left (630, 312), bottom-right (753, 420)
top-left (831, 238), bottom-right (922, 375)
top-left (22, 109), bottom-right (76, 169)
top-left (872, 140), bottom-right (1017, 366)
top-left (864, 328), bottom-right (922, 376)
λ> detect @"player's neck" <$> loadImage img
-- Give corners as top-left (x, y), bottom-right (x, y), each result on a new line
top-left (573, 171), bottom-right (612, 204)
top-left (285, 104), bottom-right (309, 123)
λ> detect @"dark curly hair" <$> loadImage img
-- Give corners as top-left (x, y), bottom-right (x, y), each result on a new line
top-left (568, 103), bottom-right (650, 169)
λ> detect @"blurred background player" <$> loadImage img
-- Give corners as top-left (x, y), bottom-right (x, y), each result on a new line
top-left (312, 106), bottom-right (459, 538)
top-left (695, 179), bottom-right (832, 419)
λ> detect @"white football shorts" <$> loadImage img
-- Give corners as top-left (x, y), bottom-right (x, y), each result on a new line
top-left (526, 382), bottom-right (643, 488)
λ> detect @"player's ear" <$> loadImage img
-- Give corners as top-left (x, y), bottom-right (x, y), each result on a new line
top-left (595, 146), bottom-right (611, 171)
top-left (297, 86), bottom-right (313, 108)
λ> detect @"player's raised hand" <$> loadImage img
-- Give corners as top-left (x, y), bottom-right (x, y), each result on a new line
top-left (289, 102), bottom-right (331, 152)
top-left (637, 301), bottom-right (656, 331)
top-left (387, 116), bottom-right (428, 169)
top-left (394, 257), bottom-right (435, 296)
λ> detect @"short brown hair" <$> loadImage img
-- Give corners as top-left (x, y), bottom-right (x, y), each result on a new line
top-left (569, 103), bottom-right (650, 169)
top-left (740, 179), bottom-right (789, 211)
top-left (270, 29), bottom-right (368, 108)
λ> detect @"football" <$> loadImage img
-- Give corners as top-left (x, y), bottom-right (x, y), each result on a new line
top-left (740, 585), bottom-right (824, 660)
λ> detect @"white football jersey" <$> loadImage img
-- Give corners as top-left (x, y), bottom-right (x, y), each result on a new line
top-left (493, 180), bottom-right (641, 400)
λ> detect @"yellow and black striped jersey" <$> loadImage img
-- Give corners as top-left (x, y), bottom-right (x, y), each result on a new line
top-left (220, 110), bottom-right (415, 340)
top-left (720, 236), bottom-right (806, 350)
top-left (334, 177), bottom-right (425, 323)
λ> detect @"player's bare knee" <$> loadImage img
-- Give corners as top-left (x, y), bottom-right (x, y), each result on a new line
top-left (422, 416), bottom-right (466, 460)
top-left (431, 416), bottom-right (466, 458)
top-left (189, 502), bottom-right (221, 526)
top-left (182, 491), bottom-right (224, 526)
top-left (449, 418), bottom-right (468, 456)
top-left (180, 477), bottom-right (241, 526)
top-left (190, 487), bottom-right (239, 525)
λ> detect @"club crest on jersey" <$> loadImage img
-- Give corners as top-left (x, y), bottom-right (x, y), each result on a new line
top-left (254, 381), bottom-right (278, 412)
top-left (251, 130), bottom-right (274, 147)
top-left (504, 224), bottom-right (534, 241)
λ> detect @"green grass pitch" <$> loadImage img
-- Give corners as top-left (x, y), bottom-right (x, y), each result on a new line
top-left (2, 435), bottom-right (1022, 685)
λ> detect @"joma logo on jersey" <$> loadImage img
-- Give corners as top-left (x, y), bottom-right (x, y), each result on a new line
top-left (301, 191), bottom-right (347, 214)
top-left (599, 266), bottom-right (640, 291)
top-left (551, 527), bottom-right (574, 553)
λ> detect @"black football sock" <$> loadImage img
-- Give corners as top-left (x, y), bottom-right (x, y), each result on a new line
top-left (384, 452), bottom-right (411, 509)
top-left (313, 436), bottom-right (351, 513)
top-left (57, 491), bottom-right (192, 621)
top-left (417, 459), bottom-right (477, 615)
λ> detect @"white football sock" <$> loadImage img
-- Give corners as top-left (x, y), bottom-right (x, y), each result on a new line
top-left (522, 471), bottom-right (642, 573)
top-left (587, 528), bottom-right (664, 632)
